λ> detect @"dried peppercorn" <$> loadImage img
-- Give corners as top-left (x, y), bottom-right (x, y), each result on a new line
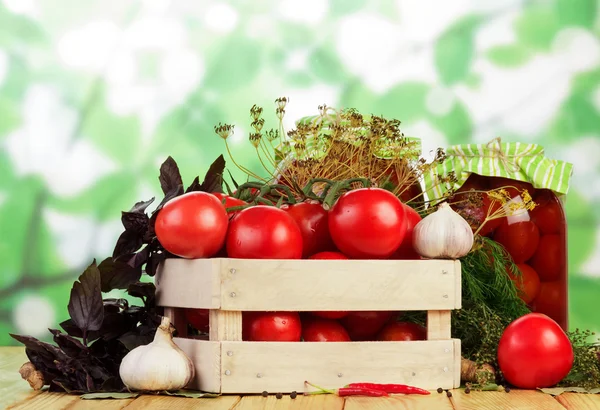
top-left (505, 386), bottom-right (511, 393)
top-left (290, 391), bottom-right (297, 399)
top-left (465, 387), bottom-right (471, 394)
top-left (446, 390), bottom-right (453, 397)
top-left (437, 387), bottom-right (444, 393)
top-left (261, 391), bottom-right (268, 397)
top-left (276, 393), bottom-right (283, 399)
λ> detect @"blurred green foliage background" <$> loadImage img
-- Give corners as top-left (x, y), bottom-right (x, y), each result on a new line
top-left (0, 0), bottom-right (599, 345)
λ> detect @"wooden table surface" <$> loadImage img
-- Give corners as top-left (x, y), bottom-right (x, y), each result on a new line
top-left (2, 347), bottom-right (600, 409)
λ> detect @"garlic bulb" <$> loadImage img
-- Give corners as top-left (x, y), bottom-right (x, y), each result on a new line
top-left (119, 316), bottom-right (194, 391)
top-left (413, 202), bottom-right (474, 259)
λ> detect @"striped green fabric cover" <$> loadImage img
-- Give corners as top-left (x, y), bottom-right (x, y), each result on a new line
top-left (423, 138), bottom-right (573, 198)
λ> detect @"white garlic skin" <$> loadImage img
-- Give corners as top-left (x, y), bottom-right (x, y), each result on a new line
top-left (412, 202), bottom-right (474, 259)
top-left (119, 317), bottom-right (194, 391)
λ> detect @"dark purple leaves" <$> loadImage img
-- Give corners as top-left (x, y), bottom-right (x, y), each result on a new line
top-left (98, 258), bottom-right (142, 293)
top-left (159, 156), bottom-right (183, 195)
top-left (68, 261), bottom-right (104, 337)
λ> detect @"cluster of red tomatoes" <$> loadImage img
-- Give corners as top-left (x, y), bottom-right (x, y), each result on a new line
top-left (454, 175), bottom-right (567, 324)
top-left (185, 308), bottom-right (427, 342)
top-left (154, 187), bottom-right (423, 262)
top-left (154, 187), bottom-right (426, 342)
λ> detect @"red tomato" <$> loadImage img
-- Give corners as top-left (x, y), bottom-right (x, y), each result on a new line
top-left (489, 177), bottom-right (534, 199)
top-left (212, 192), bottom-right (247, 214)
top-left (531, 281), bottom-right (567, 328)
top-left (282, 202), bottom-right (334, 258)
top-left (341, 311), bottom-right (394, 341)
top-left (531, 190), bottom-right (565, 235)
top-left (302, 318), bottom-right (351, 342)
top-left (507, 264), bottom-right (540, 305)
top-left (493, 220), bottom-right (540, 264)
top-left (329, 188), bottom-right (406, 259)
top-left (310, 311), bottom-right (348, 319)
top-left (155, 192), bottom-right (229, 258)
top-left (529, 235), bottom-right (564, 282)
top-left (226, 206), bottom-right (303, 259)
top-left (478, 196), bottom-right (504, 237)
top-left (498, 313), bottom-right (573, 389)
top-left (309, 251), bottom-right (348, 260)
top-left (390, 203), bottom-right (422, 260)
top-left (377, 322), bottom-right (426, 341)
top-left (243, 312), bottom-right (302, 342)
top-left (456, 174), bottom-right (490, 193)
top-left (184, 309), bottom-right (209, 333)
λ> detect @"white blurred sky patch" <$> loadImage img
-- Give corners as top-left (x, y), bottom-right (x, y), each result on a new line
top-left (280, 85), bottom-right (340, 132)
top-left (13, 295), bottom-right (55, 338)
top-left (403, 120), bottom-right (448, 163)
top-left (204, 2), bottom-right (239, 34)
top-left (582, 228), bottom-right (600, 277)
top-left (3, 85), bottom-right (117, 197)
top-left (0, 49), bottom-right (8, 86)
top-left (2, 0), bottom-right (39, 18)
top-left (279, 0), bottom-right (328, 25)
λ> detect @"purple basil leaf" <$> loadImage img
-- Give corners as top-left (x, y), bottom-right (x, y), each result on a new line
top-left (129, 197), bottom-right (155, 214)
top-left (118, 330), bottom-right (154, 351)
top-left (129, 247), bottom-right (150, 269)
top-left (185, 176), bottom-right (202, 193)
top-left (103, 298), bottom-right (129, 310)
top-left (98, 258), bottom-right (142, 293)
top-left (158, 156), bottom-right (183, 195)
top-left (144, 241), bottom-right (169, 277)
top-left (112, 230), bottom-right (144, 260)
top-left (49, 329), bottom-right (88, 357)
top-left (121, 211), bottom-right (149, 233)
top-left (199, 154), bottom-right (226, 193)
top-left (68, 260), bottom-right (104, 335)
top-left (127, 282), bottom-right (156, 301)
top-left (10, 334), bottom-right (68, 362)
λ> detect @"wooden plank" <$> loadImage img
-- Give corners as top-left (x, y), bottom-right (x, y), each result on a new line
top-left (218, 258), bottom-right (460, 311)
top-left (124, 395), bottom-right (241, 410)
top-left (7, 392), bottom-right (79, 409)
top-left (233, 395), bottom-right (344, 409)
top-left (67, 397), bottom-right (135, 409)
top-left (220, 340), bottom-right (458, 393)
top-left (0, 347), bottom-right (40, 409)
top-left (449, 389), bottom-right (566, 410)
top-left (555, 392), bottom-right (600, 409)
top-left (174, 338), bottom-right (222, 393)
top-left (156, 258), bottom-right (222, 309)
top-left (164, 307), bottom-right (188, 337)
top-left (345, 394), bottom-right (454, 410)
top-left (452, 339), bottom-right (461, 389)
top-left (454, 259), bottom-right (462, 309)
top-left (427, 310), bottom-right (451, 340)
top-left (210, 310), bottom-right (243, 341)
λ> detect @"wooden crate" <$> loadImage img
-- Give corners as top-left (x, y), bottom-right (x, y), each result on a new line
top-left (156, 258), bottom-right (462, 394)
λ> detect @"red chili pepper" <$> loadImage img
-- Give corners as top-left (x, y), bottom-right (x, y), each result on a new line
top-left (337, 387), bottom-right (389, 397)
top-left (304, 381), bottom-right (388, 397)
top-left (346, 383), bottom-right (430, 395)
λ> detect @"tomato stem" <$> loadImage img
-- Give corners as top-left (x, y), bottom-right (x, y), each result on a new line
top-left (322, 178), bottom-right (372, 209)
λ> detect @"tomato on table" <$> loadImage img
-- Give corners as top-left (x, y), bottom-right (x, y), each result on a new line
top-left (376, 322), bottom-right (426, 341)
top-left (390, 203), bottom-right (422, 260)
top-left (185, 309), bottom-right (209, 333)
top-left (243, 312), bottom-right (302, 342)
top-left (302, 318), bottom-right (351, 342)
top-left (530, 190), bottom-right (565, 235)
top-left (341, 311), bottom-right (395, 341)
top-left (328, 188), bottom-right (407, 259)
top-left (282, 201), bottom-right (334, 258)
top-left (529, 234), bottom-right (564, 282)
top-left (155, 192), bottom-right (229, 259)
top-left (226, 206), bottom-right (303, 259)
top-left (493, 220), bottom-right (540, 264)
top-left (497, 313), bottom-right (573, 389)
top-left (506, 264), bottom-right (540, 305)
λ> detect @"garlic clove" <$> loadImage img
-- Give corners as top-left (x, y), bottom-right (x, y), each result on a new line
top-left (412, 202), bottom-right (474, 259)
top-left (119, 316), bottom-right (195, 392)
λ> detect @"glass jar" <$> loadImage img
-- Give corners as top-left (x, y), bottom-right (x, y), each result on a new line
top-left (452, 174), bottom-right (568, 330)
